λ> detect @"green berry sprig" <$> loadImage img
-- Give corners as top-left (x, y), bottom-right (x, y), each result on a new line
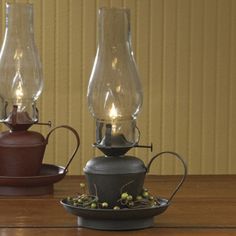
top-left (117, 188), bottom-right (159, 209)
top-left (118, 192), bottom-right (135, 208)
top-left (65, 183), bottom-right (160, 210)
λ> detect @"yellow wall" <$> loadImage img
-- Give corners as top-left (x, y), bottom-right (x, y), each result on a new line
top-left (0, 0), bottom-right (235, 175)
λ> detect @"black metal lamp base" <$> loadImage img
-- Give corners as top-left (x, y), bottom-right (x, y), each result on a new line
top-left (78, 217), bottom-right (154, 231)
top-left (61, 152), bottom-right (188, 231)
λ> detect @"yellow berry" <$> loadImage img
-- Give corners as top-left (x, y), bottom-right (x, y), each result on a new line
top-left (101, 202), bottom-right (108, 208)
top-left (113, 206), bottom-right (120, 210)
top-left (142, 191), bottom-right (149, 198)
top-left (121, 192), bottom-right (129, 200)
top-left (149, 196), bottom-right (154, 200)
top-left (136, 195), bottom-right (142, 201)
top-left (127, 195), bottom-right (133, 201)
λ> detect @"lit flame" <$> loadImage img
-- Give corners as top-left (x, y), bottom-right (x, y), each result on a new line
top-left (11, 71), bottom-right (24, 108)
top-left (15, 78), bottom-right (24, 101)
top-left (12, 49), bottom-right (24, 108)
top-left (109, 103), bottom-right (118, 120)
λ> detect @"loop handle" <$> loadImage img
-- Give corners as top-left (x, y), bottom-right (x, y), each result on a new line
top-left (45, 125), bottom-right (80, 173)
top-left (146, 151), bottom-right (187, 203)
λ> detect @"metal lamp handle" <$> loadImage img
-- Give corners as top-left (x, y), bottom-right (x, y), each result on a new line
top-left (146, 151), bottom-right (187, 203)
top-left (45, 125), bottom-right (80, 174)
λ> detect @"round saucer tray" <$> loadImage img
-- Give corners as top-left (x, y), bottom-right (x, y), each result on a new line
top-left (0, 164), bottom-right (66, 196)
top-left (60, 197), bottom-right (169, 230)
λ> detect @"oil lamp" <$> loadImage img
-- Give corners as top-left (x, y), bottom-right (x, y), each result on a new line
top-left (0, 3), bottom-right (45, 177)
top-left (61, 7), bottom-right (187, 230)
top-left (85, 7), bottom-right (152, 208)
top-left (0, 3), bottom-right (80, 195)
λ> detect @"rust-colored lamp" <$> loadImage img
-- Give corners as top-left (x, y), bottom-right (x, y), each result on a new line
top-left (0, 3), bottom-right (80, 195)
top-left (0, 3), bottom-right (45, 177)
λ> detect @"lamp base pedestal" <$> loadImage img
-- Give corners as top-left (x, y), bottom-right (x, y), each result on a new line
top-left (61, 197), bottom-right (169, 231)
top-left (77, 217), bottom-right (154, 231)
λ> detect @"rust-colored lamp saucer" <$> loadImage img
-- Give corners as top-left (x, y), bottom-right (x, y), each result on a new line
top-left (0, 164), bottom-right (66, 196)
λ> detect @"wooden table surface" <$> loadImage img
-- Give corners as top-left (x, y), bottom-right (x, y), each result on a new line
top-left (0, 175), bottom-right (235, 236)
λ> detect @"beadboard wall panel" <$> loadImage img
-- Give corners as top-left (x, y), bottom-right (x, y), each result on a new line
top-left (0, 0), bottom-right (235, 175)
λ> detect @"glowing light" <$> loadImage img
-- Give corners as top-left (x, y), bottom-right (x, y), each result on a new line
top-left (11, 70), bottom-right (24, 107)
top-left (11, 49), bottom-right (24, 107)
top-left (15, 79), bottom-right (24, 101)
top-left (109, 103), bottom-right (118, 120)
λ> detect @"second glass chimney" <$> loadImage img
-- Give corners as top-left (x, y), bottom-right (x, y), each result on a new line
top-left (87, 8), bottom-right (143, 155)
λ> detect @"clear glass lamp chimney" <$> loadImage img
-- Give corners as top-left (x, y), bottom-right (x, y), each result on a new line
top-left (0, 3), bottom-right (43, 130)
top-left (87, 8), bottom-right (143, 154)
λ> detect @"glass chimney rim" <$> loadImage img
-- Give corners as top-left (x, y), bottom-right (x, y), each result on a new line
top-left (99, 7), bottom-right (130, 11)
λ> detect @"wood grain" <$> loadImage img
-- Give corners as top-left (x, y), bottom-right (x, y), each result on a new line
top-left (0, 175), bottom-right (235, 235)
top-left (0, 228), bottom-right (236, 236)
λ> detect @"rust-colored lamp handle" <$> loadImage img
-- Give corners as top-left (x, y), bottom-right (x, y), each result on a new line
top-left (146, 151), bottom-right (187, 203)
top-left (45, 125), bottom-right (80, 173)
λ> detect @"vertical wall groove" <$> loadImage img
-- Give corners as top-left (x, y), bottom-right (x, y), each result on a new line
top-left (79, 0), bottom-right (84, 173)
top-left (189, 0), bottom-right (204, 174)
top-left (213, 0), bottom-right (218, 174)
top-left (227, 0), bottom-right (232, 173)
top-left (162, 0), bottom-right (178, 174)
top-left (175, 0), bottom-right (190, 174)
top-left (229, 0), bottom-right (236, 174)
top-left (187, 0), bottom-right (192, 173)
top-left (173, 0), bottom-right (178, 174)
top-left (53, 0), bottom-right (57, 166)
top-left (160, 0), bottom-right (165, 174)
top-left (160, 0), bottom-right (164, 174)
top-left (149, 0), bottom-right (164, 175)
top-left (186, 0), bottom-right (191, 173)
top-left (81, 0), bottom-right (85, 173)
top-left (200, 1), bottom-right (205, 174)
top-left (67, 0), bottom-right (71, 167)
top-left (53, 0), bottom-right (58, 167)
top-left (202, 0), bottom-right (217, 174)
top-left (148, 0), bottom-right (151, 167)
top-left (215, 0), bottom-right (231, 174)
